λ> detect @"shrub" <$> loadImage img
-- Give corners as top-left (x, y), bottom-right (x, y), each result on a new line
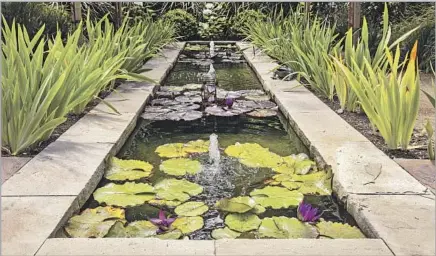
top-left (230, 9), bottom-right (266, 37)
top-left (198, 3), bottom-right (229, 39)
top-left (162, 9), bottom-right (197, 40)
top-left (1, 2), bottom-right (71, 38)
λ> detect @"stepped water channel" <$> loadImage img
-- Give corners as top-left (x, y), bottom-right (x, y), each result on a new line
top-left (62, 43), bottom-right (363, 240)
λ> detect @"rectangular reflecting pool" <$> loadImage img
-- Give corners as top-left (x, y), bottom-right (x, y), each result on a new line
top-left (61, 43), bottom-right (364, 240)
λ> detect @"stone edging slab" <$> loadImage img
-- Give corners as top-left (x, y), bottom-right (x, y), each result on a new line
top-left (36, 238), bottom-right (393, 256)
top-left (237, 42), bottom-right (435, 256)
top-left (1, 42), bottom-right (185, 256)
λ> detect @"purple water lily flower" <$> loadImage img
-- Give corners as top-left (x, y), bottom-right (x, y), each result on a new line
top-left (297, 202), bottom-right (322, 222)
top-left (150, 209), bottom-right (176, 233)
top-left (225, 97), bottom-right (234, 108)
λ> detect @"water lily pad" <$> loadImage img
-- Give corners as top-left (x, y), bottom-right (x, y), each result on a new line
top-left (149, 199), bottom-right (183, 208)
top-left (255, 101), bottom-right (277, 109)
top-left (160, 158), bottom-right (202, 176)
top-left (184, 91), bottom-right (202, 97)
top-left (250, 186), bottom-right (303, 209)
top-left (155, 143), bottom-right (187, 158)
top-left (65, 206), bottom-right (125, 238)
top-left (205, 105), bottom-right (241, 117)
top-left (172, 216), bottom-right (204, 234)
top-left (156, 229), bottom-right (183, 239)
top-left (215, 196), bottom-right (256, 213)
top-left (93, 182), bottom-right (155, 207)
top-left (258, 217), bottom-right (318, 238)
top-left (171, 104), bottom-right (201, 111)
top-left (183, 140), bottom-right (209, 154)
top-left (250, 205), bottom-right (266, 215)
top-left (125, 220), bottom-right (158, 237)
top-left (151, 98), bottom-right (179, 106)
top-left (246, 109), bottom-right (277, 118)
top-left (245, 95), bottom-right (270, 101)
top-left (211, 227), bottom-right (241, 239)
top-left (105, 220), bottom-right (127, 237)
top-left (175, 202), bottom-right (209, 216)
top-left (160, 86), bottom-right (185, 92)
top-left (240, 89), bottom-right (265, 97)
top-left (175, 95), bottom-right (202, 104)
top-left (155, 178), bottom-right (203, 202)
top-left (155, 91), bottom-right (182, 98)
top-left (183, 83), bottom-right (203, 90)
top-left (316, 221), bottom-right (365, 239)
top-left (274, 171), bottom-right (332, 195)
top-left (165, 110), bottom-right (203, 121)
top-left (225, 213), bottom-right (261, 232)
top-left (273, 154), bottom-right (315, 175)
top-left (225, 143), bottom-right (283, 168)
top-left (105, 157), bottom-right (153, 181)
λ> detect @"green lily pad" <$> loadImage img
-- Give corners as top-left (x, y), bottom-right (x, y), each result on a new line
top-left (155, 140), bottom-right (210, 158)
top-left (160, 158), bottom-right (202, 176)
top-left (271, 170), bottom-right (332, 196)
top-left (149, 199), bottom-right (183, 208)
top-left (225, 213), bottom-right (261, 232)
top-left (258, 217), bottom-right (319, 238)
top-left (105, 221), bottom-right (127, 237)
top-left (183, 140), bottom-right (209, 153)
top-left (316, 221), bottom-right (365, 239)
top-left (155, 178), bottom-right (203, 202)
top-left (211, 227), bottom-right (241, 239)
top-left (93, 182), bottom-right (155, 207)
top-left (65, 206), bottom-right (125, 238)
top-left (215, 196), bottom-right (257, 213)
top-left (225, 143), bottom-right (283, 168)
top-left (172, 216), bottom-right (204, 234)
top-left (250, 186), bottom-right (303, 209)
top-left (155, 143), bottom-right (187, 158)
top-left (125, 220), bottom-right (158, 237)
top-left (273, 154), bottom-right (315, 175)
top-left (105, 157), bottom-right (153, 181)
top-left (156, 229), bottom-right (183, 239)
top-left (175, 202), bottom-right (209, 216)
top-left (250, 205), bottom-right (266, 215)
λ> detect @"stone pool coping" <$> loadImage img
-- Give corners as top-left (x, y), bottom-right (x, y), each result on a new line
top-left (0, 41), bottom-right (429, 256)
top-left (237, 42), bottom-right (435, 256)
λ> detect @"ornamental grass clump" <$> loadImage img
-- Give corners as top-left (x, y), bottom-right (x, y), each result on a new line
top-left (243, 7), bottom-right (340, 100)
top-left (334, 42), bottom-right (420, 149)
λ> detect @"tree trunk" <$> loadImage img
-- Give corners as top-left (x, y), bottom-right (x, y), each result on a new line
top-left (348, 2), bottom-right (361, 45)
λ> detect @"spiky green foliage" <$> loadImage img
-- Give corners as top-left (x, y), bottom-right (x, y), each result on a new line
top-left (334, 42), bottom-right (420, 149)
top-left (243, 7), bottom-right (340, 100)
top-left (2, 14), bottom-right (175, 155)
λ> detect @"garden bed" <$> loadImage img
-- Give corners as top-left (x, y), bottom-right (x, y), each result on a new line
top-left (314, 93), bottom-right (428, 159)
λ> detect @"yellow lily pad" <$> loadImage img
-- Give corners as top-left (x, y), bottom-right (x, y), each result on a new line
top-left (273, 154), bottom-right (315, 175)
top-left (172, 216), bottom-right (204, 234)
top-left (250, 186), bottom-right (303, 209)
top-left (258, 217), bottom-right (319, 238)
top-left (211, 227), bottom-right (241, 239)
top-left (105, 220), bottom-right (158, 238)
top-left (155, 140), bottom-right (210, 158)
top-left (225, 213), bottom-right (261, 232)
top-left (65, 206), bottom-right (125, 238)
top-left (149, 199), bottom-right (183, 208)
top-left (225, 143), bottom-right (283, 168)
top-left (156, 229), bottom-right (183, 239)
top-left (160, 158), bottom-right (202, 176)
top-left (155, 143), bottom-right (187, 158)
top-left (155, 178), bottom-right (203, 202)
top-left (316, 221), bottom-right (365, 239)
top-left (105, 157), bottom-right (153, 181)
top-left (93, 182), bottom-right (155, 207)
top-left (250, 204), bottom-right (266, 215)
top-left (271, 170), bottom-right (332, 196)
top-left (215, 196), bottom-right (257, 213)
top-left (175, 202), bottom-right (209, 216)
top-left (183, 140), bottom-right (210, 153)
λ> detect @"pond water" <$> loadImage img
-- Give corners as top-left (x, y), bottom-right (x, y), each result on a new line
top-left (61, 43), bottom-right (364, 240)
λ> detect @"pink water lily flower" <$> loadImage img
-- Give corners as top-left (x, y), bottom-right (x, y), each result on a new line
top-left (297, 202), bottom-right (322, 222)
top-left (149, 210), bottom-right (176, 233)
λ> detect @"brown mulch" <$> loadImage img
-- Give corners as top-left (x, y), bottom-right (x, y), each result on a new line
top-left (313, 92), bottom-right (429, 160)
top-left (1, 86), bottom-right (116, 158)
